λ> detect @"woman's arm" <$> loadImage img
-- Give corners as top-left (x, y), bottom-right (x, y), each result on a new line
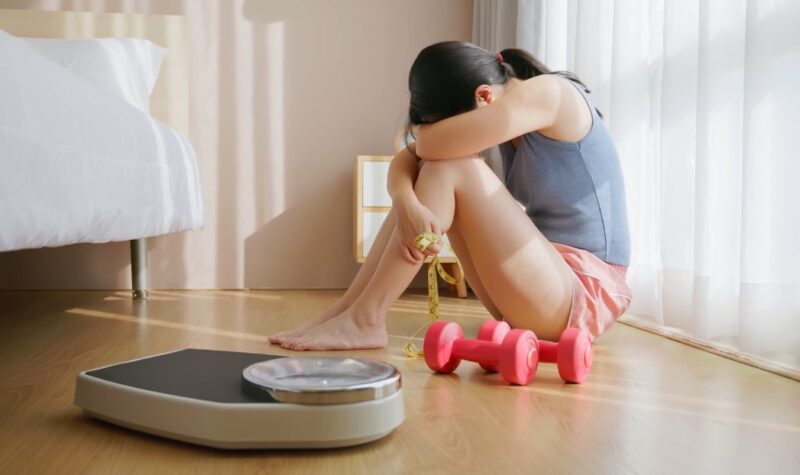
top-left (387, 143), bottom-right (421, 204)
top-left (386, 143), bottom-right (443, 262)
top-left (415, 74), bottom-right (562, 160)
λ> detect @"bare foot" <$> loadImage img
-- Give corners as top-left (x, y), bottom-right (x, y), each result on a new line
top-left (280, 306), bottom-right (387, 351)
top-left (267, 301), bottom-right (350, 345)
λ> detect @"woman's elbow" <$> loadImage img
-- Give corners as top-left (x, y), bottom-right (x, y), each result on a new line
top-left (412, 132), bottom-right (440, 160)
top-left (413, 140), bottom-right (429, 160)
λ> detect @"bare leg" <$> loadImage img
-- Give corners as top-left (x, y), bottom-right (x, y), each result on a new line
top-left (268, 207), bottom-right (401, 344)
top-left (280, 224), bottom-right (424, 350)
top-left (273, 197), bottom-right (505, 346)
top-left (444, 223), bottom-right (504, 321)
top-left (281, 157), bottom-right (574, 351)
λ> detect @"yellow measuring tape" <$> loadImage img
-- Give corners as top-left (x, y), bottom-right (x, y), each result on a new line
top-left (403, 231), bottom-right (465, 357)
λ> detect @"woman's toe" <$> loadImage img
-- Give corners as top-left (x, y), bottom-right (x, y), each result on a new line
top-left (279, 338), bottom-right (295, 349)
top-left (282, 337), bottom-right (304, 351)
top-left (272, 329), bottom-right (303, 345)
top-left (293, 339), bottom-right (310, 351)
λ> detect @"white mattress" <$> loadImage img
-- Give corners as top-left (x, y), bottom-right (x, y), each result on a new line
top-left (0, 30), bottom-right (203, 252)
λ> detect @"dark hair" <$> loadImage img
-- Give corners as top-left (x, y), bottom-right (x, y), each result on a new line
top-left (406, 41), bottom-right (600, 138)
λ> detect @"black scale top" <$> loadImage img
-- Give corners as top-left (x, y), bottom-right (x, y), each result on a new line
top-left (86, 349), bottom-right (283, 404)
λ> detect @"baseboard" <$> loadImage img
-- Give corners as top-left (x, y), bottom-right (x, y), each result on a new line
top-left (619, 315), bottom-right (800, 382)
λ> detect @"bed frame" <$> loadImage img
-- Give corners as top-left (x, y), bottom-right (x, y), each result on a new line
top-left (0, 8), bottom-right (190, 299)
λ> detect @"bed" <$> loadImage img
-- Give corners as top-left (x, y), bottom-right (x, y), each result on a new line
top-left (0, 9), bottom-right (203, 298)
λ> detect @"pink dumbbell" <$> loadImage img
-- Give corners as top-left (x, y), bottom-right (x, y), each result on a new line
top-left (424, 320), bottom-right (539, 385)
top-left (476, 320), bottom-right (593, 383)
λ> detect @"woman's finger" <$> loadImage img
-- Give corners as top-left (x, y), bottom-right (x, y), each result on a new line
top-left (400, 243), bottom-right (417, 264)
top-left (420, 242), bottom-right (439, 256)
top-left (401, 240), bottom-right (419, 263)
top-left (431, 220), bottom-right (442, 236)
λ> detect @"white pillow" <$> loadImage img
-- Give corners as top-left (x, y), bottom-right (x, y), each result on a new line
top-left (23, 36), bottom-right (167, 114)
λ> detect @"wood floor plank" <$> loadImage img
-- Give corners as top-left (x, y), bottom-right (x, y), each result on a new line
top-left (0, 290), bottom-right (798, 474)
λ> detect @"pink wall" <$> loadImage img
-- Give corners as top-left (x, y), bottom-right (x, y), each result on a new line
top-left (0, 0), bottom-right (473, 289)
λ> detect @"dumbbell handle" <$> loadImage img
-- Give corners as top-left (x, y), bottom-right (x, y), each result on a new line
top-left (452, 339), bottom-right (503, 365)
top-left (538, 341), bottom-right (558, 363)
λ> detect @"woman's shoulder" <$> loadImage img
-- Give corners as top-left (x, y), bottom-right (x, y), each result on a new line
top-left (522, 72), bottom-right (594, 100)
top-left (514, 73), bottom-right (589, 116)
top-left (508, 75), bottom-right (562, 127)
top-left (518, 73), bottom-right (597, 145)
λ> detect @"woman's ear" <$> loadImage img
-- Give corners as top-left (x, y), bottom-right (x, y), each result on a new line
top-left (474, 84), bottom-right (494, 107)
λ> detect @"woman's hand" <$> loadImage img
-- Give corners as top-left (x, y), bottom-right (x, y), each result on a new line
top-left (393, 193), bottom-right (442, 265)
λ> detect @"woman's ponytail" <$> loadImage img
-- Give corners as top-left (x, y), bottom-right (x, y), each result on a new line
top-left (498, 48), bottom-right (551, 80)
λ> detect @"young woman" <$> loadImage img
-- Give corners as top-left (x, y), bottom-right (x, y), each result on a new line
top-left (269, 41), bottom-right (632, 351)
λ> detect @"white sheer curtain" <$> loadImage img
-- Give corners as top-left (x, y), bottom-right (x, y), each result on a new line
top-left (474, 0), bottom-right (800, 374)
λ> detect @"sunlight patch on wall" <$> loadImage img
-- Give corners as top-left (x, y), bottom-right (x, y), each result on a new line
top-left (265, 21), bottom-right (286, 221)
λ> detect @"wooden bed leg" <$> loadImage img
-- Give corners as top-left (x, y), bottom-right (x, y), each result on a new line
top-left (448, 262), bottom-right (468, 298)
top-left (456, 280), bottom-right (468, 299)
top-left (130, 239), bottom-right (149, 300)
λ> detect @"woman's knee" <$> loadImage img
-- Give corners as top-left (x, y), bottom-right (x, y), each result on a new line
top-left (420, 155), bottom-right (483, 168)
top-left (415, 159), bottom-right (452, 190)
top-left (417, 156), bottom-right (486, 181)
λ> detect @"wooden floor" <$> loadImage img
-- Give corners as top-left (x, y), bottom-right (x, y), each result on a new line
top-left (1, 289), bottom-right (798, 474)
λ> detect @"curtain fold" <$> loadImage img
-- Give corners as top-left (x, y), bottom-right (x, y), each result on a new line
top-left (474, 0), bottom-right (800, 374)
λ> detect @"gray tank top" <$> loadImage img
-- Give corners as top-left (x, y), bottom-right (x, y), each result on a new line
top-left (498, 75), bottom-right (631, 266)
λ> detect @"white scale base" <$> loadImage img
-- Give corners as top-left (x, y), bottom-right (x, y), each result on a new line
top-left (74, 349), bottom-right (405, 449)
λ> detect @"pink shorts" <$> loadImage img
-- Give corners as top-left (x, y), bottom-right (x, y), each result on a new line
top-left (553, 242), bottom-right (632, 340)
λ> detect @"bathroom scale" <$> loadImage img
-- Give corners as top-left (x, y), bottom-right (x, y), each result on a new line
top-left (74, 349), bottom-right (405, 449)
